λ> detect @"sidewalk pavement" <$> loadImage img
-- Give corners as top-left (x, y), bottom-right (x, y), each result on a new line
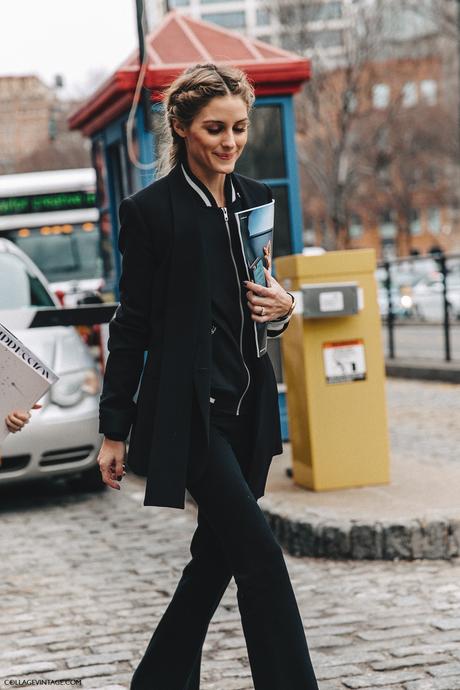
top-left (259, 378), bottom-right (460, 561)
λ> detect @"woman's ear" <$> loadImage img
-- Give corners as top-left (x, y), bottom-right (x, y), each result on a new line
top-left (172, 117), bottom-right (187, 139)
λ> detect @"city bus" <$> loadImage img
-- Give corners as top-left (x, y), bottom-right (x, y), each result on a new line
top-left (0, 168), bottom-right (113, 305)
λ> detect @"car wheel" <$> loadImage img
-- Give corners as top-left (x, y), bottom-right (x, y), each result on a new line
top-left (69, 464), bottom-right (106, 493)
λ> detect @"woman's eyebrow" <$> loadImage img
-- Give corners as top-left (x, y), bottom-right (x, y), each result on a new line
top-left (202, 118), bottom-right (249, 124)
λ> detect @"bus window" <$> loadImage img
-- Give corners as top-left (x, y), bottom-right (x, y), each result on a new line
top-left (0, 168), bottom-right (108, 294)
top-left (8, 224), bottom-right (103, 284)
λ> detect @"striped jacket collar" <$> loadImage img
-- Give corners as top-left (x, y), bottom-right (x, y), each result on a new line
top-left (180, 157), bottom-right (237, 208)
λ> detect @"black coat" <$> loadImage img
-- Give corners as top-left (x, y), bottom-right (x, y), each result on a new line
top-left (99, 163), bottom-right (289, 508)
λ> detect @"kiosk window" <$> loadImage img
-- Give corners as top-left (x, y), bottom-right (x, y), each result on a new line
top-left (271, 186), bottom-right (292, 258)
top-left (237, 105), bottom-right (286, 179)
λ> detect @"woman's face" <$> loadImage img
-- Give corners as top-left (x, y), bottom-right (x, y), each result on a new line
top-left (174, 94), bottom-right (249, 176)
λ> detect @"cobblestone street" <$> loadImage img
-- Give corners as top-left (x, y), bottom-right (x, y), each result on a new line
top-left (1, 436), bottom-right (460, 690)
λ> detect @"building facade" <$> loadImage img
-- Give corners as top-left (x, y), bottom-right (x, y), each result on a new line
top-left (0, 75), bottom-right (91, 175)
top-left (0, 76), bottom-right (55, 173)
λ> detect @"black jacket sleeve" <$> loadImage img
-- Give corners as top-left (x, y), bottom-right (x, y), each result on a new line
top-left (98, 197), bottom-right (156, 441)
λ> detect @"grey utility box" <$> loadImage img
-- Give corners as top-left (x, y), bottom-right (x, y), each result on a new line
top-left (301, 281), bottom-right (359, 319)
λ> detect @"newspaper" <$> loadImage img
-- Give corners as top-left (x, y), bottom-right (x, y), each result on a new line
top-left (0, 321), bottom-right (58, 443)
top-left (234, 199), bottom-right (275, 357)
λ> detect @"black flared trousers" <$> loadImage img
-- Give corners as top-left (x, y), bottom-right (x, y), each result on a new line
top-left (130, 407), bottom-right (319, 690)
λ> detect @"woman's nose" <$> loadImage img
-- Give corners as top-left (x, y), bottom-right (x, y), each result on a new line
top-left (222, 131), bottom-right (236, 148)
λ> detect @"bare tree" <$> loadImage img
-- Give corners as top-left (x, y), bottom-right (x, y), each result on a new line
top-left (358, 96), bottom-right (457, 255)
top-left (266, 1), bottom-right (387, 248)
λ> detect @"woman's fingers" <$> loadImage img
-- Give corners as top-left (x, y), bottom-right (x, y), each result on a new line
top-left (97, 440), bottom-right (126, 490)
top-left (99, 457), bottom-right (121, 490)
top-left (10, 410), bottom-right (31, 422)
top-left (5, 414), bottom-right (21, 427)
top-left (5, 418), bottom-right (22, 432)
top-left (243, 279), bottom-right (271, 298)
top-left (4, 405), bottom-right (42, 433)
top-left (246, 295), bottom-right (271, 322)
top-left (244, 269), bottom-right (292, 322)
top-left (5, 410), bottom-right (32, 432)
top-left (247, 291), bottom-right (275, 309)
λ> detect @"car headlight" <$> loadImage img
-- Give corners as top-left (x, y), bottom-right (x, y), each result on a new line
top-left (400, 295), bottom-right (413, 309)
top-left (50, 369), bottom-right (100, 408)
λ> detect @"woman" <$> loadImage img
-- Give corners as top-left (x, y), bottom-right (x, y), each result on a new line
top-left (97, 63), bottom-right (319, 690)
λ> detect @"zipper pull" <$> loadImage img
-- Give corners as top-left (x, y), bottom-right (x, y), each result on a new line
top-left (222, 207), bottom-right (228, 221)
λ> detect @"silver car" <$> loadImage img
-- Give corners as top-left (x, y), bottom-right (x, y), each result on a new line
top-left (375, 269), bottom-right (417, 320)
top-left (0, 238), bottom-right (104, 491)
top-left (411, 272), bottom-right (460, 322)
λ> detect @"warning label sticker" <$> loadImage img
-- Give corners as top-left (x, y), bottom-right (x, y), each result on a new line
top-left (323, 339), bottom-right (367, 384)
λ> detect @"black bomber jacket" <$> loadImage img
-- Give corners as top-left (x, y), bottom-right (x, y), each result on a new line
top-left (179, 158), bottom-right (291, 416)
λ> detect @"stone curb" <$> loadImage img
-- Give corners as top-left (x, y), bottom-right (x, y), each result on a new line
top-left (386, 359), bottom-right (460, 384)
top-left (261, 509), bottom-right (460, 561)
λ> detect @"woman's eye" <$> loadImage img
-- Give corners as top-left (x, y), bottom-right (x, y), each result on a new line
top-left (206, 127), bottom-right (248, 134)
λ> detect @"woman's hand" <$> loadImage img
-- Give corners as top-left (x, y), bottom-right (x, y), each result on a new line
top-left (97, 438), bottom-right (126, 490)
top-left (244, 267), bottom-right (293, 323)
top-left (5, 403), bottom-right (42, 433)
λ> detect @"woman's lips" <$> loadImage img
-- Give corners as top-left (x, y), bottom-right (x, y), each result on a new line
top-left (215, 153), bottom-right (235, 160)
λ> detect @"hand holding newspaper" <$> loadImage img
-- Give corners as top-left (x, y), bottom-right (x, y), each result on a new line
top-left (0, 321), bottom-right (58, 444)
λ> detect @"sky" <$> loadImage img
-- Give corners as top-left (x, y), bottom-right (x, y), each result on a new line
top-left (0, 0), bottom-right (139, 99)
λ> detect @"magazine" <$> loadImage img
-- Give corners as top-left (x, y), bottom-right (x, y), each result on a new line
top-left (0, 321), bottom-right (59, 443)
top-left (234, 199), bottom-right (275, 357)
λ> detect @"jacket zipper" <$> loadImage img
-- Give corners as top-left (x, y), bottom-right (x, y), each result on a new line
top-left (222, 206), bottom-right (251, 415)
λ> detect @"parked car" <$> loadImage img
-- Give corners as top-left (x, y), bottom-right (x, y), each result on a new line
top-left (0, 238), bottom-right (104, 491)
top-left (375, 268), bottom-right (418, 320)
top-left (51, 278), bottom-right (105, 307)
top-left (410, 272), bottom-right (460, 322)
